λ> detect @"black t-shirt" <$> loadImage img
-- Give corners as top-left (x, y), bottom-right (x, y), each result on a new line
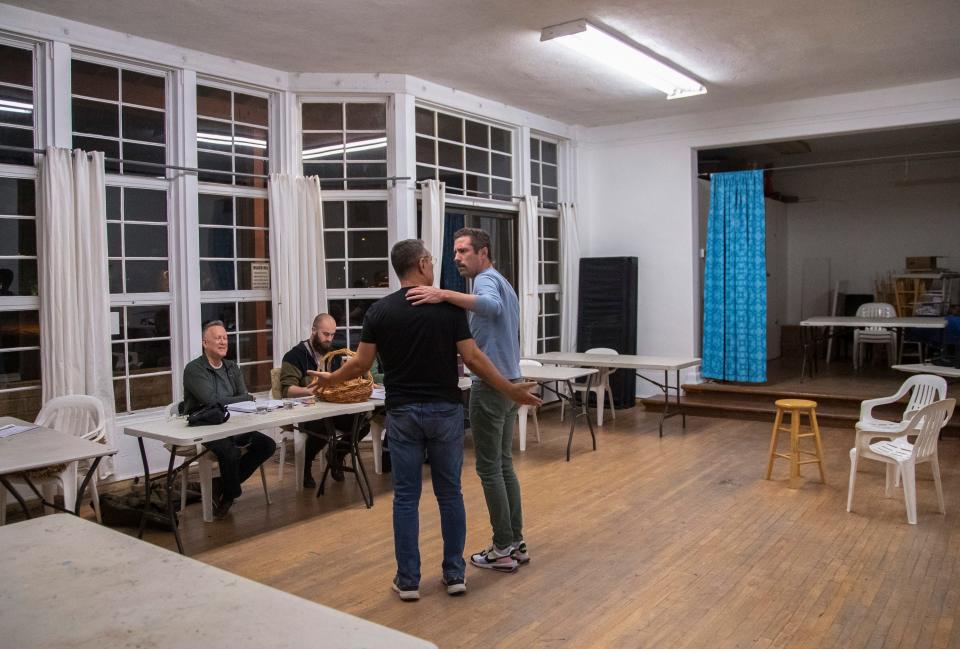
top-left (360, 287), bottom-right (472, 410)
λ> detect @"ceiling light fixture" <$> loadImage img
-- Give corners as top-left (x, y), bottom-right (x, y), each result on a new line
top-left (540, 19), bottom-right (706, 100)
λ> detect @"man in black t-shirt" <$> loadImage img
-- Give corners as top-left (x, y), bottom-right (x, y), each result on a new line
top-left (310, 239), bottom-right (540, 602)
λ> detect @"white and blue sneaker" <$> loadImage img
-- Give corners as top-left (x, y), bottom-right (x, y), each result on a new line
top-left (470, 545), bottom-right (518, 573)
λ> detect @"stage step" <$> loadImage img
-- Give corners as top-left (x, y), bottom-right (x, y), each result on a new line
top-left (639, 381), bottom-right (960, 434)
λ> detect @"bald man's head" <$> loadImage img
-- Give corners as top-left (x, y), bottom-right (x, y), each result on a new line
top-left (310, 313), bottom-right (337, 353)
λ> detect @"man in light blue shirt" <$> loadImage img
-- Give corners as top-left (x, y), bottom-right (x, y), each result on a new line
top-left (407, 227), bottom-right (529, 573)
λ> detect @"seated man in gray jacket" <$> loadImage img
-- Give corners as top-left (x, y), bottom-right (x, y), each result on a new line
top-left (182, 320), bottom-right (276, 518)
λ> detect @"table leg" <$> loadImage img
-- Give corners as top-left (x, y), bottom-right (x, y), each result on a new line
top-left (75, 457), bottom-right (102, 516)
top-left (136, 437), bottom-right (151, 539)
top-left (0, 475), bottom-right (31, 519)
top-left (659, 369), bottom-right (669, 438)
top-left (165, 447), bottom-right (185, 555)
top-left (678, 369), bottom-right (685, 429)
top-left (351, 415), bottom-right (373, 509)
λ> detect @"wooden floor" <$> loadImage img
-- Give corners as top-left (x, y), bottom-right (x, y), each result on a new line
top-left (96, 405), bottom-right (960, 647)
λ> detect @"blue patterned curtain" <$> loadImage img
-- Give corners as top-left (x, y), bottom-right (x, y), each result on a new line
top-left (440, 212), bottom-right (466, 292)
top-left (702, 170), bottom-right (767, 382)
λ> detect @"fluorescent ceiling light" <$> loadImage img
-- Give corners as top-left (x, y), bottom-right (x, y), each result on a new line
top-left (302, 136), bottom-right (387, 160)
top-left (540, 19), bottom-right (706, 100)
top-left (0, 99), bottom-right (33, 114)
top-left (197, 132), bottom-right (267, 149)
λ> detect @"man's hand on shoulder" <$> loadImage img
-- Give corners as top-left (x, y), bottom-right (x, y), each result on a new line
top-left (508, 381), bottom-right (542, 407)
top-left (406, 286), bottom-right (446, 306)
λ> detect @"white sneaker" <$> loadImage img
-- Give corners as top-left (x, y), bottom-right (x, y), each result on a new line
top-left (392, 578), bottom-right (420, 601)
top-left (469, 545), bottom-right (518, 573)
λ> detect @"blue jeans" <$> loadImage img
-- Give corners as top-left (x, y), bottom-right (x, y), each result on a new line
top-left (387, 402), bottom-right (466, 588)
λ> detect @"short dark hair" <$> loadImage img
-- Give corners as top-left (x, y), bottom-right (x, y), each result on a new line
top-left (202, 320), bottom-right (225, 336)
top-left (391, 239), bottom-right (428, 278)
top-left (453, 227), bottom-right (492, 260)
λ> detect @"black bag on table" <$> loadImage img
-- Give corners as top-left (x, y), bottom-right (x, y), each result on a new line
top-left (187, 402), bottom-right (229, 426)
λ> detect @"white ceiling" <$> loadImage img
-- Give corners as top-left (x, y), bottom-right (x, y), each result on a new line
top-left (8, 0), bottom-right (960, 127)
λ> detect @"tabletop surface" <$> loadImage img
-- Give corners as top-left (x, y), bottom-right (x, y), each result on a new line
top-left (526, 352), bottom-right (701, 371)
top-left (0, 515), bottom-right (436, 649)
top-left (800, 316), bottom-right (947, 328)
top-left (892, 363), bottom-right (960, 378)
top-left (123, 400), bottom-right (375, 445)
top-left (0, 417), bottom-right (117, 475)
top-left (520, 365), bottom-right (599, 381)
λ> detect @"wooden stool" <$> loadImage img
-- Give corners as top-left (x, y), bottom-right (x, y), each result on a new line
top-left (765, 399), bottom-right (827, 488)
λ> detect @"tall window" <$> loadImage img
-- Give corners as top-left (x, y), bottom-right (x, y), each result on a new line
top-left (0, 177), bottom-right (41, 419)
top-left (530, 136), bottom-right (558, 208)
top-left (71, 59), bottom-right (166, 175)
top-left (0, 43), bottom-right (35, 166)
top-left (415, 107), bottom-right (513, 200)
top-left (197, 84), bottom-right (272, 392)
top-left (106, 184), bottom-right (173, 413)
top-left (196, 85), bottom-right (269, 189)
top-left (301, 101), bottom-right (388, 190)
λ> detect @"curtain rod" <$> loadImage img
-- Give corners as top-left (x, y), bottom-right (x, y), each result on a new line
top-left (410, 180), bottom-right (564, 208)
top-left (698, 149), bottom-right (960, 178)
top-left (0, 145), bottom-right (410, 185)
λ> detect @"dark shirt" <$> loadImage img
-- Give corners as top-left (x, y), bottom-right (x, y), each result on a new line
top-left (181, 354), bottom-right (252, 414)
top-left (360, 287), bottom-right (472, 410)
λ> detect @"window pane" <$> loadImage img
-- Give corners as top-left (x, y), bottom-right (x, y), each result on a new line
top-left (127, 305), bottom-right (170, 338)
top-left (234, 92), bottom-right (268, 126)
top-left (0, 127), bottom-right (33, 165)
top-left (122, 142), bottom-right (165, 175)
top-left (322, 201), bottom-right (344, 228)
top-left (72, 98), bottom-right (119, 137)
top-left (197, 85), bottom-right (231, 120)
top-left (0, 350), bottom-right (41, 388)
top-left (0, 45), bottom-right (32, 86)
top-left (348, 300), bottom-right (377, 325)
top-left (0, 218), bottom-right (35, 256)
top-left (465, 148), bottom-right (489, 174)
top-left (415, 108), bottom-right (434, 136)
top-left (542, 141), bottom-right (558, 164)
top-left (348, 230), bottom-right (387, 258)
top-left (234, 156), bottom-right (268, 187)
top-left (0, 178), bottom-right (35, 216)
top-left (303, 131), bottom-right (344, 161)
top-left (197, 118), bottom-right (233, 151)
top-left (198, 194), bottom-right (233, 225)
top-left (542, 187), bottom-right (558, 205)
top-left (416, 137), bottom-right (435, 165)
top-left (543, 263), bottom-right (560, 285)
top-left (465, 121), bottom-right (489, 148)
top-left (345, 132), bottom-right (387, 161)
top-left (542, 216), bottom-right (559, 239)
top-left (530, 161), bottom-right (540, 185)
top-left (239, 301), bottom-right (271, 331)
top-left (0, 310), bottom-right (39, 347)
top-left (107, 222), bottom-right (121, 257)
top-left (542, 164), bottom-right (558, 187)
top-left (236, 229), bottom-right (269, 258)
top-left (238, 332), bottom-right (272, 363)
top-left (345, 163), bottom-right (386, 189)
top-left (324, 231), bottom-right (345, 258)
top-left (112, 378), bottom-right (127, 413)
top-left (491, 152), bottom-right (511, 178)
top-left (438, 141), bottom-right (462, 169)
top-left (345, 103), bottom-right (385, 130)
top-left (125, 224), bottom-right (168, 257)
top-left (106, 186), bottom-right (121, 219)
top-left (347, 201), bottom-right (387, 228)
top-left (236, 197), bottom-right (268, 228)
top-left (490, 127), bottom-right (511, 153)
top-left (201, 302), bottom-right (237, 330)
top-left (237, 261), bottom-right (269, 290)
top-left (241, 363), bottom-right (271, 393)
top-left (72, 60), bottom-right (118, 101)
top-left (325, 261), bottom-right (346, 289)
top-left (70, 138), bottom-right (119, 173)
top-left (125, 260), bottom-right (168, 293)
top-left (437, 113), bottom-right (462, 142)
top-left (491, 179), bottom-right (512, 199)
top-left (465, 174), bottom-right (489, 196)
top-left (439, 169), bottom-right (464, 193)
top-left (0, 86), bottom-right (34, 128)
top-left (124, 188), bottom-right (166, 222)
top-left (235, 124), bottom-right (268, 156)
top-left (348, 260), bottom-right (388, 289)
top-left (130, 375), bottom-right (172, 411)
top-left (200, 260), bottom-right (235, 290)
top-left (122, 70), bottom-right (165, 109)
top-left (108, 260), bottom-right (122, 293)
top-left (416, 165), bottom-right (435, 182)
top-left (302, 103), bottom-right (342, 130)
top-left (199, 227), bottom-right (234, 258)
top-left (530, 137), bottom-right (540, 161)
top-left (128, 339), bottom-right (171, 373)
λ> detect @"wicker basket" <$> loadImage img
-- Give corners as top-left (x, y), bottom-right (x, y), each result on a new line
top-left (316, 348), bottom-right (374, 403)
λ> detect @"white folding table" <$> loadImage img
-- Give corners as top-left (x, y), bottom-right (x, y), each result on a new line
top-left (124, 400), bottom-right (374, 554)
top-left (0, 416), bottom-right (116, 519)
top-left (526, 353), bottom-right (702, 436)
top-left (0, 515), bottom-right (436, 649)
top-left (519, 365), bottom-right (598, 461)
top-left (892, 363), bottom-right (960, 378)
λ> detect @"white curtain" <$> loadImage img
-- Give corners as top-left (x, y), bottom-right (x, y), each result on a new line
top-left (518, 195), bottom-right (539, 356)
top-left (37, 147), bottom-right (116, 475)
top-left (559, 202), bottom-right (581, 352)
top-left (268, 174), bottom-right (326, 356)
top-left (420, 179), bottom-right (445, 287)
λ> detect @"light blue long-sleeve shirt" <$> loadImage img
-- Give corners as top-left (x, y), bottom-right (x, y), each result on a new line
top-left (469, 267), bottom-right (521, 381)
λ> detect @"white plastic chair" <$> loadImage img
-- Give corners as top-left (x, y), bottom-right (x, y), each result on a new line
top-left (853, 302), bottom-right (897, 370)
top-left (847, 398), bottom-right (955, 524)
top-left (0, 395), bottom-right (106, 524)
top-left (562, 347), bottom-right (618, 427)
top-left (270, 368), bottom-right (297, 483)
top-left (166, 402), bottom-right (271, 521)
top-left (371, 419), bottom-right (386, 474)
top-left (516, 359), bottom-right (542, 451)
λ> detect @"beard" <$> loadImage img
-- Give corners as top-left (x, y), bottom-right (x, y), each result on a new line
top-left (310, 334), bottom-right (333, 354)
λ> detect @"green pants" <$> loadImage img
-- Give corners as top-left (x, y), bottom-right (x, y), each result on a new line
top-left (469, 380), bottom-right (523, 549)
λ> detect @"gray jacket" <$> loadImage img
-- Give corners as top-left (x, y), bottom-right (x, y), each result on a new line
top-left (181, 355), bottom-right (252, 414)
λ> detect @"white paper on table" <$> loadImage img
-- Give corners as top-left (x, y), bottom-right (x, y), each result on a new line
top-left (227, 401), bottom-right (258, 413)
top-left (0, 423), bottom-right (38, 438)
top-left (371, 387), bottom-right (386, 400)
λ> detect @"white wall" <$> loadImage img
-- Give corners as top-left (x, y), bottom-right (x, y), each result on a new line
top-left (781, 158), bottom-right (960, 323)
top-left (577, 78), bottom-right (960, 395)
